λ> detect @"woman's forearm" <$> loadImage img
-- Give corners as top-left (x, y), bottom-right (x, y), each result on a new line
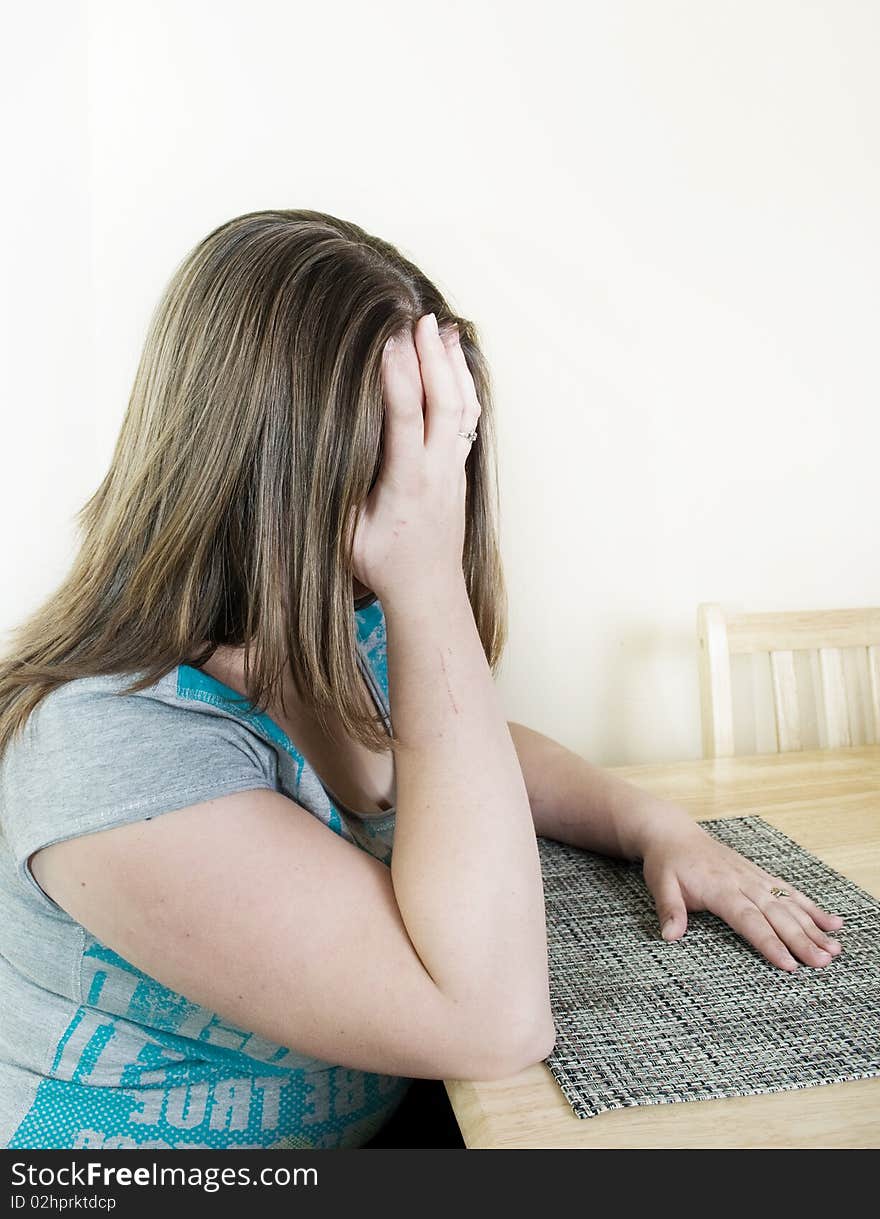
top-left (385, 580), bottom-right (553, 1042)
top-left (508, 721), bottom-right (681, 862)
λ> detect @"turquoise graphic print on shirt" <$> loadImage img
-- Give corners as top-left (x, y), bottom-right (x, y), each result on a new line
top-left (7, 938), bottom-right (407, 1149)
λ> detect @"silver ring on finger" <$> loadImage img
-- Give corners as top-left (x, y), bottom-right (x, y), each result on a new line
top-left (458, 427), bottom-right (478, 445)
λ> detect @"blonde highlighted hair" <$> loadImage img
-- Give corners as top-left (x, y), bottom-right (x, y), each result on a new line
top-left (0, 209), bottom-right (508, 758)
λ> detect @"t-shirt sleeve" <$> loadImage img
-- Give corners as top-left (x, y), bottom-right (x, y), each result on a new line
top-left (0, 680), bottom-right (279, 911)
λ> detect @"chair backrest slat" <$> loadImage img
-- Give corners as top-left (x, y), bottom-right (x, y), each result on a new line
top-left (769, 649), bottom-right (802, 752)
top-left (816, 647), bottom-right (852, 748)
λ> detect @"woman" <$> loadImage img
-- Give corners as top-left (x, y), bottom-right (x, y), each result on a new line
top-left (0, 210), bottom-right (844, 1150)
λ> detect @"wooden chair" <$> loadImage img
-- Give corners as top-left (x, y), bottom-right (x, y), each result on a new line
top-left (696, 603), bottom-right (880, 758)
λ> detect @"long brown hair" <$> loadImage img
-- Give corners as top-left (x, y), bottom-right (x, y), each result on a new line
top-left (0, 209), bottom-right (508, 758)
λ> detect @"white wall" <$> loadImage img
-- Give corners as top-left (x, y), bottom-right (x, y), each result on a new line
top-left (2, 1), bottom-right (877, 765)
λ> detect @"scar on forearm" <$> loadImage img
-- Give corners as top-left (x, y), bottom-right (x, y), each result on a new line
top-left (439, 648), bottom-right (459, 715)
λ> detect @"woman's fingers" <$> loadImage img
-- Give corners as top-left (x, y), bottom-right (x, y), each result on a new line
top-left (379, 313), bottom-right (478, 480)
top-left (757, 896), bottom-right (842, 968)
top-left (414, 313), bottom-right (465, 457)
top-left (776, 899), bottom-right (843, 957)
top-left (711, 887), bottom-right (843, 971)
top-left (380, 329), bottom-right (425, 474)
top-left (711, 895), bottom-right (800, 971)
top-left (765, 880), bottom-right (845, 934)
top-left (646, 866), bottom-right (689, 941)
top-left (440, 323), bottom-right (482, 435)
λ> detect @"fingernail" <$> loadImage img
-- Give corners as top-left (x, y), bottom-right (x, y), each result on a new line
top-left (425, 312), bottom-right (438, 334)
top-left (783, 956), bottom-right (798, 970)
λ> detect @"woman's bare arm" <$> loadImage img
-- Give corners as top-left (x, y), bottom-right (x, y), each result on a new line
top-left (30, 786), bottom-right (549, 1081)
top-left (386, 579), bottom-right (553, 1036)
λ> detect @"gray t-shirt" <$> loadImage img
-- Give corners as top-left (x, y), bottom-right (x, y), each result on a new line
top-left (0, 599), bottom-right (409, 1149)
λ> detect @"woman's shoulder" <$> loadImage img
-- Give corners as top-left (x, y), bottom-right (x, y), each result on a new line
top-left (24, 667), bottom-right (176, 717)
top-left (17, 665), bottom-right (274, 743)
top-left (1, 666), bottom-right (280, 880)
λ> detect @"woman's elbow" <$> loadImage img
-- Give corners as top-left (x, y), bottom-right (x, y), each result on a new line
top-left (455, 1008), bottom-right (556, 1082)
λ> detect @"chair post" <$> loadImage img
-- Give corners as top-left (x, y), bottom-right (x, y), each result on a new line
top-left (697, 603), bottom-right (735, 758)
top-left (868, 646), bottom-right (880, 745)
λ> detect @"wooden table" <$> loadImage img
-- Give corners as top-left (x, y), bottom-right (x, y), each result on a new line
top-left (444, 745), bottom-right (880, 1149)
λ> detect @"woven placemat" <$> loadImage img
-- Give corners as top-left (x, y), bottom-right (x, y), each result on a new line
top-left (538, 815), bottom-right (880, 1119)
